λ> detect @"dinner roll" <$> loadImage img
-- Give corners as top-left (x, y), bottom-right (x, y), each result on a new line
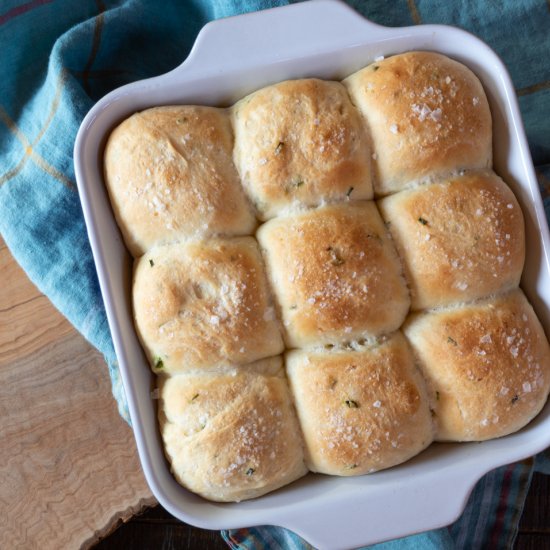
top-left (232, 78), bottom-right (373, 220)
top-left (285, 333), bottom-right (433, 475)
top-left (133, 238), bottom-right (284, 373)
top-left (403, 289), bottom-right (550, 442)
top-left (159, 357), bottom-right (308, 502)
top-left (256, 202), bottom-right (410, 348)
top-left (378, 170), bottom-right (525, 310)
top-left (344, 51), bottom-right (492, 196)
top-left (104, 106), bottom-right (256, 256)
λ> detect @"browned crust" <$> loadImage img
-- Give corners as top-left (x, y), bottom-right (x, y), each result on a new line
top-left (232, 78), bottom-right (373, 219)
top-left (378, 170), bottom-right (525, 309)
top-left (133, 238), bottom-right (284, 372)
top-left (159, 358), bottom-right (307, 502)
top-left (404, 290), bottom-right (550, 441)
top-left (286, 333), bottom-right (433, 475)
top-left (104, 106), bottom-right (256, 256)
top-left (257, 202), bottom-right (410, 347)
top-left (344, 51), bottom-right (492, 196)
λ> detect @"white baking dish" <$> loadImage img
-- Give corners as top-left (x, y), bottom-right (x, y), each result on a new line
top-left (73, 1), bottom-right (550, 548)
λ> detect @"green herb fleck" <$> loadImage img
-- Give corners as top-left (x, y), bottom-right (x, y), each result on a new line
top-left (327, 246), bottom-right (345, 266)
top-left (284, 178), bottom-right (305, 194)
top-left (176, 117), bottom-right (188, 124)
top-left (511, 395), bottom-right (519, 404)
top-left (435, 391), bottom-right (440, 401)
top-left (154, 357), bottom-right (164, 370)
top-left (447, 336), bottom-right (458, 346)
top-left (289, 304), bottom-right (298, 310)
top-left (418, 217), bottom-right (429, 226)
top-left (345, 464), bottom-right (358, 470)
top-left (344, 399), bottom-right (359, 408)
top-left (346, 186), bottom-right (354, 197)
top-left (275, 141), bottom-right (284, 155)
top-left (245, 468), bottom-right (255, 476)
top-left (149, 259), bottom-right (155, 267)
top-left (190, 393), bottom-right (199, 403)
top-left (373, 65), bottom-right (379, 71)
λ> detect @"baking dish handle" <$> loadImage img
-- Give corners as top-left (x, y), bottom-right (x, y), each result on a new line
top-left (173, 0), bottom-right (389, 77)
top-left (284, 465), bottom-right (482, 550)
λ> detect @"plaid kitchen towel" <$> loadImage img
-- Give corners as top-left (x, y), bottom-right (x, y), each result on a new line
top-left (0, 0), bottom-right (549, 548)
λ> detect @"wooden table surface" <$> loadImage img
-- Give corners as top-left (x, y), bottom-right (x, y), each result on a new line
top-left (1, 235), bottom-right (549, 550)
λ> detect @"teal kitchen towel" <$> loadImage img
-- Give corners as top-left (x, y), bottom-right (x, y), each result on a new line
top-left (1, 1), bottom-right (549, 548)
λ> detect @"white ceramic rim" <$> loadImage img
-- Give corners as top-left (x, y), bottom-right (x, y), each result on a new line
top-left (74, 1), bottom-right (550, 548)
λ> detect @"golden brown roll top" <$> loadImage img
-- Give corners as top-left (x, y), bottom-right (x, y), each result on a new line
top-left (285, 333), bottom-right (433, 476)
top-left (256, 202), bottom-right (410, 348)
top-left (104, 106), bottom-right (256, 256)
top-left (378, 170), bottom-right (525, 310)
top-left (344, 51), bottom-right (492, 196)
top-left (133, 237), bottom-right (284, 373)
top-left (102, 51), bottom-right (550, 503)
top-left (159, 357), bottom-right (308, 502)
top-left (232, 78), bottom-right (373, 220)
top-left (403, 289), bottom-right (550, 442)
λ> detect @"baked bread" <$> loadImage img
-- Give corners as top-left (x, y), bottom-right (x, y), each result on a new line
top-left (159, 357), bottom-right (308, 502)
top-left (403, 289), bottom-right (550, 441)
top-left (344, 51), bottom-right (492, 196)
top-left (104, 106), bottom-right (256, 256)
top-left (133, 238), bottom-right (284, 373)
top-left (285, 332), bottom-right (433, 475)
top-left (256, 202), bottom-right (410, 348)
top-left (232, 78), bottom-right (373, 220)
top-left (101, 50), bottom-right (550, 503)
top-left (378, 170), bottom-right (525, 310)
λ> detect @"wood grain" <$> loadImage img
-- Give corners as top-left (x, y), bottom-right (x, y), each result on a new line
top-left (0, 236), bottom-right (156, 549)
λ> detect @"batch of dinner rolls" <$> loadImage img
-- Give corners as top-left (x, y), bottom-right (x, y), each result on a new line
top-left (104, 51), bottom-right (550, 502)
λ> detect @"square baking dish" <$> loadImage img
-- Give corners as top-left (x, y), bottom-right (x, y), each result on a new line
top-left (73, 1), bottom-right (550, 548)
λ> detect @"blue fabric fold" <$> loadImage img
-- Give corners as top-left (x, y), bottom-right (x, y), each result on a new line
top-left (1, 1), bottom-right (549, 548)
